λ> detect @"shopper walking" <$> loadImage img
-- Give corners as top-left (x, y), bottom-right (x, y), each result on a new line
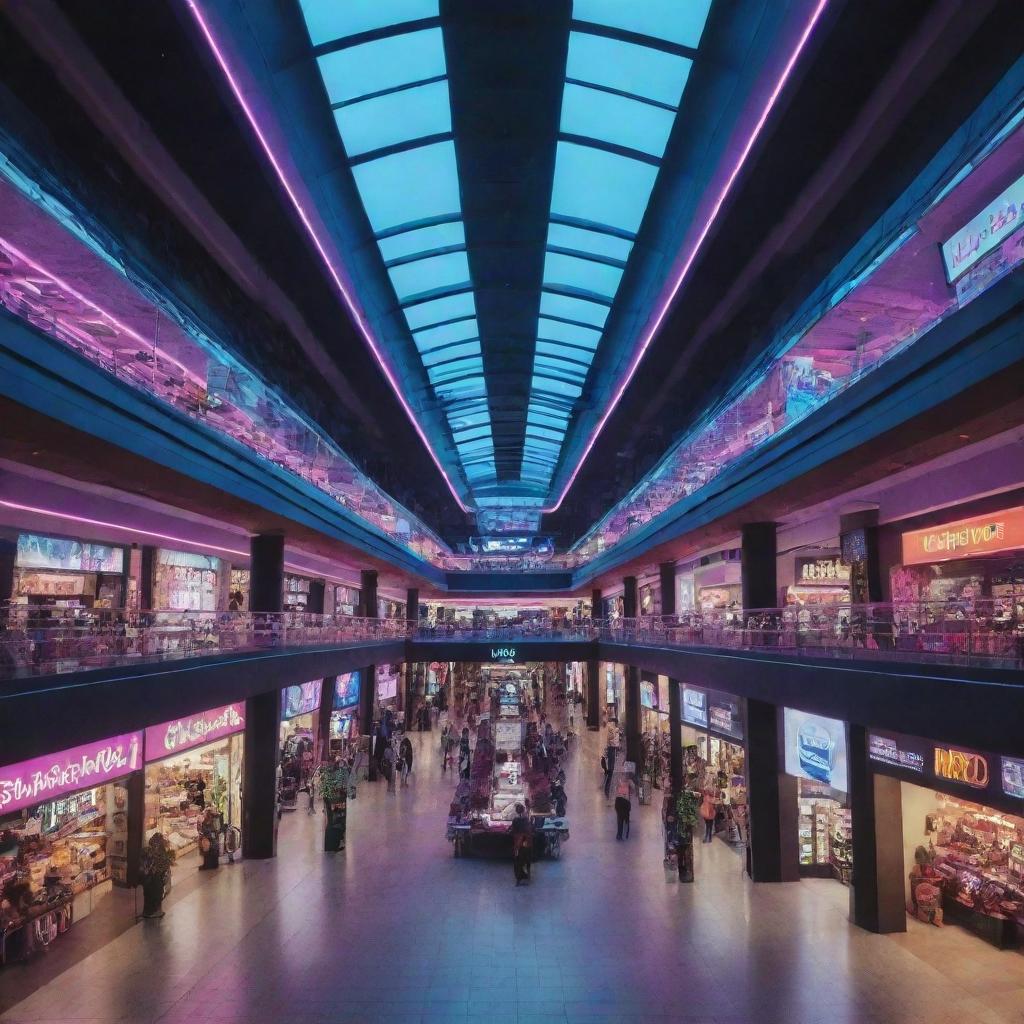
top-left (139, 833), bottom-right (175, 919)
top-left (700, 791), bottom-right (717, 843)
top-left (399, 735), bottom-right (414, 788)
top-left (604, 719), bottom-right (620, 798)
top-left (614, 772), bottom-right (635, 840)
top-left (459, 727), bottom-right (472, 780)
top-left (382, 741), bottom-right (397, 793)
top-left (511, 803), bottom-right (532, 885)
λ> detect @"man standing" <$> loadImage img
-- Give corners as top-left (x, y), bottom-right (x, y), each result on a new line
top-left (511, 803), bottom-right (532, 885)
top-left (604, 719), bottom-right (620, 798)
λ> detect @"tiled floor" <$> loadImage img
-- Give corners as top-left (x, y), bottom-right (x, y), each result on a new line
top-left (3, 727), bottom-right (1024, 1024)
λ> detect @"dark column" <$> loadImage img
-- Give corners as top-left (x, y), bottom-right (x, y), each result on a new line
top-left (848, 724), bottom-right (907, 933)
top-left (840, 509), bottom-right (883, 604)
top-left (242, 689), bottom-right (281, 859)
top-left (124, 770), bottom-right (145, 887)
top-left (668, 677), bottom-right (683, 792)
top-left (404, 661), bottom-right (416, 719)
top-left (307, 579), bottom-right (325, 615)
top-left (360, 569), bottom-right (379, 618)
top-left (250, 534), bottom-right (285, 613)
top-left (406, 588), bottom-right (419, 627)
top-left (622, 576), bottom-right (638, 619)
top-left (746, 698), bottom-right (800, 882)
top-left (0, 533), bottom-right (16, 613)
top-left (140, 545), bottom-right (157, 610)
top-left (586, 659), bottom-right (600, 730)
top-left (591, 587), bottom-right (602, 620)
top-left (741, 522), bottom-right (778, 611)
top-left (316, 680), bottom-right (334, 763)
top-left (360, 663), bottom-right (377, 780)
top-left (624, 664), bottom-right (641, 764)
top-left (659, 562), bottom-right (676, 617)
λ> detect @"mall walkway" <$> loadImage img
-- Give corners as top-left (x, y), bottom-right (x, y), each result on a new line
top-left (2, 729), bottom-right (1023, 1024)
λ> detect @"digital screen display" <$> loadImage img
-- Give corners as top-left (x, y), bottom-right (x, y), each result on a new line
top-left (281, 680), bottom-right (322, 720)
top-left (17, 533), bottom-right (123, 573)
top-left (333, 672), bottom-right (360, 710)
top-left (784, 708), bottom-right (848, 792)
top-left (681, 685), bottom-right (707, 728)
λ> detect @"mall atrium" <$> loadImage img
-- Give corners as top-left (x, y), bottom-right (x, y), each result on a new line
top-left (1, 2), bottom-right (1024, 1022)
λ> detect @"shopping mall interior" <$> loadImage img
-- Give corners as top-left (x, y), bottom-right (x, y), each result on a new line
top-left (2, 1), bottom-right (1024, 1021)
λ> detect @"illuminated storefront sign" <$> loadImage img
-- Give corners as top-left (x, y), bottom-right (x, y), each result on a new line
top-left (942, 170), bottom-right (1024, 281)
top-left (783, 708), bottom-right (848, 791)
top-left (681, 685), bottom-right (707, 728)
top-left (490, 647), bottom-right (517, 661)
top-left (145, 703), bottom-right (245, 760)
top-left (795, 557), bottom-right (850, 584)
top-left (1002, 757), bottom-right (1024, 800)
top-left (901, 506), bottom-right (1024, 565)
top-left (934, 746), bottom-right (989, 789)
top-left (0, 733), bottom-right (143, 814)
top-left (868, 732), bottom-right (925, 773)
top-left (281, 679), bottom-right (323, 720)
top-left (333, 672), bottom-right (360, 710)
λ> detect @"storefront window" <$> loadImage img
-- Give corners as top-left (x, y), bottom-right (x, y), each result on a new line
top-left (11, 532), bottom-right (125, 609)
top-left (153, 549), bottom-right (219, 611)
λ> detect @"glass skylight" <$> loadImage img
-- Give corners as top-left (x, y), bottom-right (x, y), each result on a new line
top-left (334, 80), bottom-right (452, 157)
top-left (421, 340), bottom-right (479, 367)
top-left (571, 0), bottom-right (712, 49)
top-left (536, 316), bottom-right (603, 349)
top-left (378, 220), bottom-right (465, 263)
top-left (547, 222), bottom-right (633, 262)
top-left (543, 251), bottom-right (624, 299)
top-left (387, 249), bottom-right (470, 301)
top-left (539, 291), bottom-right (610, 328)
top-left (565, 32), bottom-right (692, 106)
top-left (299, 0), bottom-right (438, 47)
top-left (404, 291), bottom-right (476, 331)
top-left (560, 83), bottom-right (676, 158)
top-left (412, 317), bottom-right (478, 351)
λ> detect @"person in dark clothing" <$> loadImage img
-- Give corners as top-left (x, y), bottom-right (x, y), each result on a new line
top-left (139, 834), bottom-right (175, 918)
top-left (510, 803), bottom-right (532, 885)
top-left (550, 779), bottom-right (567, 818)
top-left (399, 735), bottom-right (414, 787)
top-left (458, 727), bottom-right (472, 780)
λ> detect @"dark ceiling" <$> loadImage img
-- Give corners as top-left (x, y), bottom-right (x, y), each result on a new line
top-left (6, 0), bottom-right (1024, 551)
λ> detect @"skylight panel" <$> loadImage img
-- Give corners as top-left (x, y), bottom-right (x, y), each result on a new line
top-left (566, 32), bottom-right (693, 107)
top-left (527, 423), bottom-right (565, 442)
top-left (387, 249), bottom-right (470, 301)
top-left (334, 80), bottom-right (452, 158)
top-left (543, 251), bottom-right (624, 299)
top-left (560, 83), bottom-right (675, 159)
top-left (404, 290), bottom-right (476, 331)
top-left (412, 317), bottom-right (478, 351)
top-left (572, 0), bottom-right (712, 49)
top-left (535, 355), bottom-right (587, 380)
top-left (421, 340), bottom-right (479, 367)
top-left (540, 290), bottom-right (610, 328)
top-left (299, 0), bottom-right (439, 47)
top-left (427, 356), bottom-right (482, 382)
top-left (316, 29), bottom-right (446, 105)
top-left (532, 374), bottom-right (584, 399)
top-left (449, 408), bottom-right (490, 433)
top-left (547, 223), bottom-right (633, 262)
top-left (550, 142), bottom-right (659, 234)
top-left (536, 316), bottom-right (602, 349)
top-left (435, 378), bottom-right (486, 401)
top-left (378, 221), bottom-right (465, 263)
top-left (465, 463), bottom-right (495, 480)
top-left (351, 141), bottom-right (460, 233)
top-left (536, 339), bottom-right (594, 361)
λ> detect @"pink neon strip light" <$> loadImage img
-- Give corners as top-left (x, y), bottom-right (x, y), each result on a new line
top-left (541, 0), bottom-right (831, 513)
top-left (184, 1), bottom-right (470, 514)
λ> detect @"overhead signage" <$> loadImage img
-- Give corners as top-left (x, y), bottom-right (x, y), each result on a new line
top-left (681, 685), bottom-right (707, 728)
top-left (934, 746), bottom-right (989, 789)
top-left (145, 703), bottom-right (245, 760)
top-left (795, 557), bottom-right (850, 585)
top-left (375, 665), bottom-right (398, 702)
top-left (640, 679), bottom-right (657, 709)
top-left (490, 647), bottom-right (517, 661)
top-left (281, 679), bottom-right (323, 720)
top-left (784, 708), bottom-right (848, 792)
top-left (708, 692), bottom-right (744, 742)
top-left (1, 733), bottom-right (143, 814)
top-left (1002, 757), bottom-right (1024, 800)
top-left (868, 732), bottom-right (925, 774)
top-left (333, 672), bottom-right (360, 710)
top-left (901, 507), bottom-right (1024, 565)
top-left (17, 533), bottom-right (123, 573)
top-left (942, 170), bottom-right (1024, 281)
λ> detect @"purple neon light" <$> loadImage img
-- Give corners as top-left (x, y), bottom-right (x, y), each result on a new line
top-left (541, 0), bottom-right (831, 513)
top-left (184, 0), bottom-right (471, 514)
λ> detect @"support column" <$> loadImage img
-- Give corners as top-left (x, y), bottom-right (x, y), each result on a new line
top-left (848, 724), bottom-right (907, 932)
top-left (591, 587), bottom-right (602, 621)
top-left (746, 698), bottom-right (799, 882)
top-left (0, 533), bottom-right (16, 617)
top-left (124, 769), bottom-right (145, 887)
top-left (360, 569), bottom-right (380, 779)
top-left (840, 509), bottom-right (883, 604)
top-left (360, 569), bottom-right (379, 618)
top-left (404, 661), bottom-right (416, 720)
top-left (307, 580), bottom-right (325, 615)
top-left (586, 659), bottom-right (600, 730)
top-left (316, 680), bottom-right (334, 763)
top-left (668, 677), bottom-right (683, 793)
top-left (406, 588), bottom-right (419, 628)
top-left (741, 522), bottom-right (778, 611)
top-left (622, 576), bottom-right (638, 619)
top-left (624, 665), bottom-right (641, 764)
top-left (659, 562), bottom-right (676, 617)
top-left (250, 534), bottom-right (285, 613)
top-left (242, 689), bottom-right (281, 859)
top-left (140, 545), bottom-right (157, 610)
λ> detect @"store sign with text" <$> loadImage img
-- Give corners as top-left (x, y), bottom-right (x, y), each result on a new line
top-left (942, 170), bottom-right (1024, 281)
top-left (795, 557), bottom-right (850, 585)
top-left (934, 745), bottom-right (989, 789)
top-left (145, 703), bottom-right (245, 760)
top-left (489, 647), bottom-right (517, 661)
top-left (868, 732), bottom-right (925, 774)
top-left (901, 507), bottom-right (1024, 565)
top-left (0, 733), bottom-right (143, 814)
top-left (681, 685), bottom-right (707, 728)
top-left (783, 708), bottom-right (848, 792)
top-left (281, 679), bottom-right (323, 720)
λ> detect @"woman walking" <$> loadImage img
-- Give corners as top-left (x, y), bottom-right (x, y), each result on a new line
top-left (399, 734), bottom-right (414, 788)
top-left (700, 791), bottom-right (717, 842)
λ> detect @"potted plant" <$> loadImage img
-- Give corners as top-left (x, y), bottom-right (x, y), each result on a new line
top-left (675, 790), bottom-right (700, 883)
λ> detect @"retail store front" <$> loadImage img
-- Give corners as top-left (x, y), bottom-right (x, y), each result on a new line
top-left (785, 554), bottom-right (851, 607)
top-left (144, 703), bottom-right (245, 859)
top-left (11, 532), bottom-right (125, 609)
top-left (330, 672), bottom-right (361, 757)
top-left (680, 684), bottom-right (748, 845)
top-left (152, 548), bottom-right (221, 611)
top-left (603, 662), bottom-right (625, 726)
top-left (0, 733), bottom-right (142, 963)
top-left (783, 708), bottom-right (852, 884)
top-left (280, 680), bottom-right (323, 764)
top-left (868, 729), bottom-right (1024, 948)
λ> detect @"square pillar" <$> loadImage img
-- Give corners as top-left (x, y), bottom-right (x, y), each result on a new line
top-left (840, 509), bottom-right (883, 604)
top-left (406, 588), bottom-right (419, 626)
top-left (848, 724), bottom-right (907, 933)
top-left (591, 588), bottom-right (602, 620)
top-left (659, 562), bottom-right (676, 616)
top-left (316, 679), bottom-right (334, 764)
top-left (586, 659), bottom-right (600, 730)
top-left (360, 570), bottom-right (379, 619)
top-left (622, 576), bottom-right (638, 619)
top-left (250, 534), bottom-right (284, 613)
top-left (242, 689), bottom-right (281, 859)
top-left (306, 579), bottom-right (325, 615)
top-left (361, 663), bottom-right (377, 780)
top-left (746, 698), bottom-right (800, 882)
top-left (625, 664), bottom-right (641, 764)
top-left (741, 523), bottom-right (778, 611)
top-left (668, 677), bottom-right (683, 792)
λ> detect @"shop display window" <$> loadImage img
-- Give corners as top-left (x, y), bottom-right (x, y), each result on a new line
top-left (797, 778), bottom-right (853, 883)
top-left (283, 575), bottom-right (310, 613)
top-left (153, 550), bottom-right (219, 612)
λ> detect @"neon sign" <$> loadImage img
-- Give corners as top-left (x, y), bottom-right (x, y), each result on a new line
top-left (491, 647), bottom-right (517, 660)
top-left (934, 747), bottom-right (989, 789)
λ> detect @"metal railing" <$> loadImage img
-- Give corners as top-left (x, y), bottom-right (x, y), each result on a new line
top-left (413, 621), bottom-right (596, 642)
top-left (0, 607), bottom-right (410, 679)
